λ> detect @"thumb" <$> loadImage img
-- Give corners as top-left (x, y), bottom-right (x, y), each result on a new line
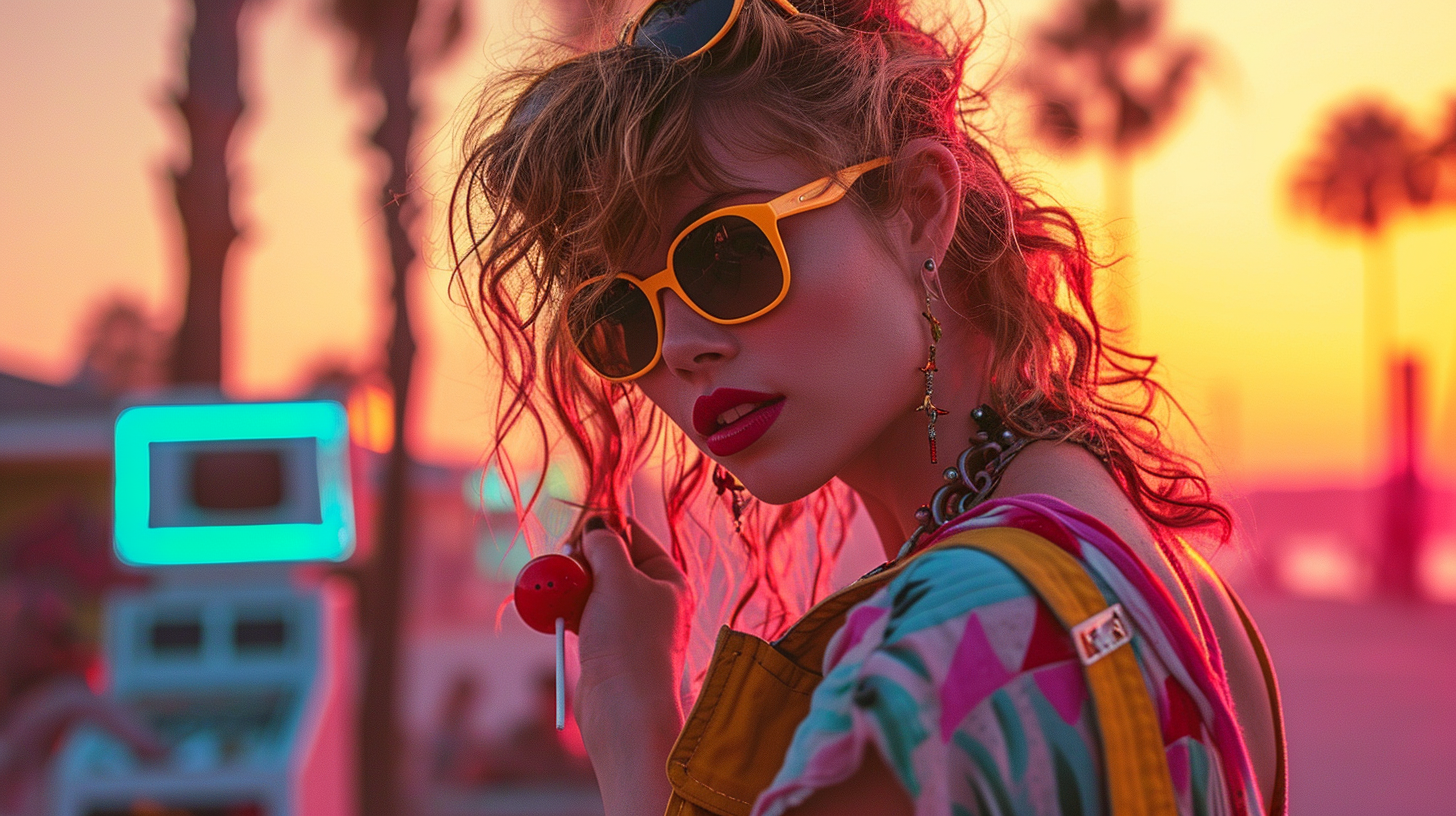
top-left (578, 520), bottom-right (632, 582)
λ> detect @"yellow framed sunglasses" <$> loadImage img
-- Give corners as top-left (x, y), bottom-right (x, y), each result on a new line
top-left (623, 0), bottom-right (801, 61)
top-left (564, 157), bottom-right (891, 381)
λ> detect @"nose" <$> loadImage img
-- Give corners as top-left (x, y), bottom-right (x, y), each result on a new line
top-left (658, 291), bottom-right (738, 377)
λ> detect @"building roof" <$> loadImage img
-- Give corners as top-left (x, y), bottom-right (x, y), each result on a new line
top-left (0, 372), bottom-right (113, 461)
top-left (0, 372), bottom-right (112, 414)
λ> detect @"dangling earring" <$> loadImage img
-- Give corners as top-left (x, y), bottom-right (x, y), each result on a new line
top-left (914, 258), bottom-right (950, 464)
top-left (712, 464), bottom-right (748, 532)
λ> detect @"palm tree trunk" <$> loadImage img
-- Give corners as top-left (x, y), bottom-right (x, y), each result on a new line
top-left (357, 14), bottom-right (419, 816)
top-left (169, 0), bottom-right (249, 386)
top-left (1377, 355), bottom-right (1424, 600)
top-left (1100, 152), bottom-right (1138, 347)
top-left (1438, 325), bottom-right (1456, 476)
top-left (1361, 233), bottom-right (1396, 475)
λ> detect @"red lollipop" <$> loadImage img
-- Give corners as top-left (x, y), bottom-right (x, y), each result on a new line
top-left (514, 553), bottom-right (592, 634)
top-left (515, 552), bottom-right (592, 731)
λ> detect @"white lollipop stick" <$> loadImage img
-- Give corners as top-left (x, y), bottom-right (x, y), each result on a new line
top-left (555, 616), bottom-right (566, 731)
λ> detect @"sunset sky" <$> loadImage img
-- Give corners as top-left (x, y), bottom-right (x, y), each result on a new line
top-left (2, 0), bottom-right (1454, 486)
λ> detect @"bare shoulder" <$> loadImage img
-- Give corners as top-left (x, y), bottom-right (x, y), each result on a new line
top-left (993, 440), bottom-right (1159, 555)
top-left (991, 441), bottom-right (1204, 634)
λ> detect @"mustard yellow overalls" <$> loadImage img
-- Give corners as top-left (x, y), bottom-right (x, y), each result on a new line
top-left (661, 527), bottom-right (1287, 816)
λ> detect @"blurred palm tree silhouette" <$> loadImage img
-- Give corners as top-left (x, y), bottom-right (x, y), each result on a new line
top-left (1288, 98), bottom-right (1438, 472)
top-left (327, 1), bottom-right (465, 814)
top-left (168, 0), bottom-right (253, 386)
top-left (1431, 97), bottom-right (1456, 190)
top-left (74, 298), bottom-right (169, 396)
top-left (1017, 0), bottom-right (1208, 345)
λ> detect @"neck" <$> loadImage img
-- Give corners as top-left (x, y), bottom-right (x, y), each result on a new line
top-left (836, 323), bottom-right (990, 561)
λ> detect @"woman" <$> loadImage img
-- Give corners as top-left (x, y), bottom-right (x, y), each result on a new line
top-left (451, 0), bottom-right (1285, 812)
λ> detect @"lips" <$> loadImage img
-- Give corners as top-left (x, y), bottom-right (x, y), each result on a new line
top-left (692, 388), bottom-right (787, 457)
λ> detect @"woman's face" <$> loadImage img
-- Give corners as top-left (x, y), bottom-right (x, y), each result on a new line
top-left (629, 138), bottom-right (934, 505)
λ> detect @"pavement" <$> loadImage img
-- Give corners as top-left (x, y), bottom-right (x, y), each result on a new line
top-left (1240, 589), bottom-right (1456, 816)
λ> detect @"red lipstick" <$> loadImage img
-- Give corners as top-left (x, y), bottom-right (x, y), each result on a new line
top-left (692, 388), bottom-right (786, 457)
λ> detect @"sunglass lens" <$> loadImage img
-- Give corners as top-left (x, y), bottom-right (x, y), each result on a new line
top-left (632, 0), bottom-right (737, 59)
top-left (674, 216), bottom-right (785, 320)
top-left (569, 279), bottom-right (659, 378)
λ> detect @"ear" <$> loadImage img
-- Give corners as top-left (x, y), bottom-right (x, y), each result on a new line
top-left (893, 138), bottom-right (961, 274)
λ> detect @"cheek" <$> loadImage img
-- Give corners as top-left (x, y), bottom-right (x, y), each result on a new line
top-left (806, 295), bottom-right (923, 402)
top-left (633, 367), bottom-right (681, 421)
top-left (775, 232), bottom-right (926, 407)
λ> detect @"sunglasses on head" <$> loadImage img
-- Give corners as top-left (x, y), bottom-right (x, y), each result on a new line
top-left (564, 157), bottom-right (890, 381)
top-left (623, 0), bottom-right (800, 60)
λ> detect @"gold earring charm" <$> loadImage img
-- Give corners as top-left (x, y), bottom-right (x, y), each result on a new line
top-left (712, 464), bottom-right (748, 532)
top-left (915, 259), bottom-right (950, 463)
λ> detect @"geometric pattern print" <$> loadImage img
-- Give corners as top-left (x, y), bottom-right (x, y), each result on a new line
top-left (752, 494), bottom-right (1258, 816)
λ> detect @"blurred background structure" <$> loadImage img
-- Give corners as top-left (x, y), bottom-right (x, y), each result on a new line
top-left (0, 0), bottom-right (1454, 813)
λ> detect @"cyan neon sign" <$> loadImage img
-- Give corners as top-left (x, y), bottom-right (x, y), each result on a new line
top-left (114, 401), bottom-right (355, 566)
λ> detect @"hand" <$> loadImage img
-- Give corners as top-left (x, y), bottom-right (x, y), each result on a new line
top-left (574, 517), bottom-right (691, 816)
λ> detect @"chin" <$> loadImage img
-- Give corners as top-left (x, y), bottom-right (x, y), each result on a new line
top-left (731, 455), bottom-right (838, 506)
top-left (741, 481), bottom-right (814, 506)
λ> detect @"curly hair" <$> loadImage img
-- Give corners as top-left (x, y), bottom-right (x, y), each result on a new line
top-left (449, 0), bottom-right (1231, 637)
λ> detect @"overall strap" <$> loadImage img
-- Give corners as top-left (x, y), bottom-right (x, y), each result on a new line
top-left (1216, 573), bottom-right (1289, 816)
top-left (934, 527), bottom-right (1180, 816)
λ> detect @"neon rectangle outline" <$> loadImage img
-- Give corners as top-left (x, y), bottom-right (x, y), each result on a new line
top-left (114, 401), bottom-right (355, 566)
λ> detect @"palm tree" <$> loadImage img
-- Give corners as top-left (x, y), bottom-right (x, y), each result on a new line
top-left (1431, 96), bottom-right (1456, 192)
top-left (1017, 0), bottom-right (1208, 343)
top-left (168, 0), bottom-right (253, 386)
top-left (74, 298), bottom-right (170, 395)
top-left (1288, 98), bottom-right (1437, 472)
top-left (328, 1), bottom-right (464, 815)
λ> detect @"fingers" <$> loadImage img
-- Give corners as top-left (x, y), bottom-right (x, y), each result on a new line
top-left (575, 516), bottom-right (684, 587)
top-left (626, 518), bottom-right (685, 586)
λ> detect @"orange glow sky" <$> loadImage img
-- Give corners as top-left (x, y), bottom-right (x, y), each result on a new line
top-left (1, 0), bottom-right (1453, 485)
